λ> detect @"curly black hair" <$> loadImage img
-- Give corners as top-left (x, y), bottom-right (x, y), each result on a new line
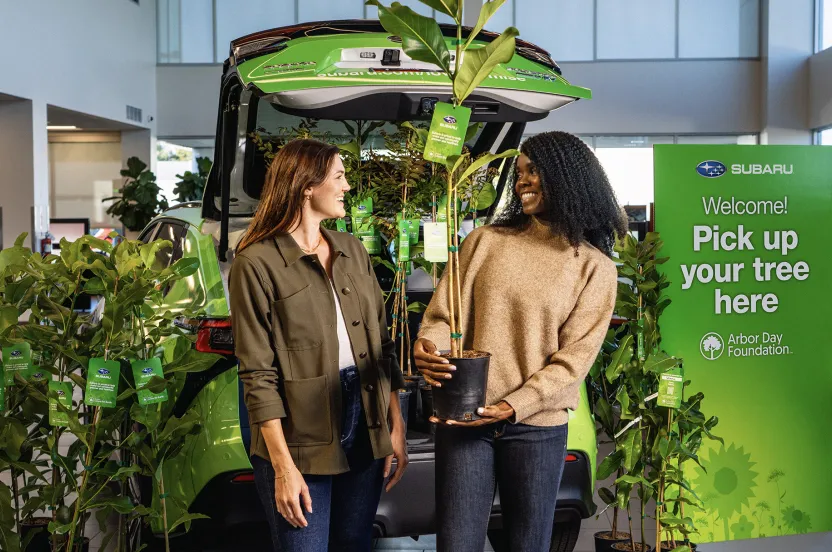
top-left (490, 131), bottom-right (627, 257)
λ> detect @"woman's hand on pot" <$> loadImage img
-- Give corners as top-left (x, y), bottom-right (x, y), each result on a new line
top-left (414, 338), bottom-right (455, 387)
top-left (429, 401), bottom-right (515, 427)
top-left (274, 465), bottom-right (312, 528)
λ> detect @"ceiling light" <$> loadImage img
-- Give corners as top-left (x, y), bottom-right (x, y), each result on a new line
top-left (46, 125), bottom-right (79, 130)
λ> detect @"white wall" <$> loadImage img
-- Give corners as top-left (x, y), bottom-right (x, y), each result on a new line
top-left (156, 65), bottom-right (222, 138)
top-left (809, 47), bottom-right (832, 130)
top-left (0, 0), bottom-right (157, 132)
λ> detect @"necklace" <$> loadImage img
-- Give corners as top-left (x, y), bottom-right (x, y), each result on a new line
top-left (298, 233), bottom-right (324, 254)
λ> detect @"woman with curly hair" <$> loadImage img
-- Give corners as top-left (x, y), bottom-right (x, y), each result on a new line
top-left (414, 131), bottom-right (627, 552)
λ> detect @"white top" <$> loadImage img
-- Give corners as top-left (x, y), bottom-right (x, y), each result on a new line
top-left (329, 279), bottom-right (357, 370)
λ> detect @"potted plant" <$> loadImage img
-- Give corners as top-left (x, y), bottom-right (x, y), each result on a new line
top-left (172, 157), bottom-right (212, 204)
top-left (104, 157), bottom-right (169, 240)
top-left (368, 0), bottom-right (520, 421)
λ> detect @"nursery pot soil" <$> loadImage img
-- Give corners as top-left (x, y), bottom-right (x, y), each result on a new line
top-left (611, 542), bottom-right (653, 552)
top-left (594, 531), bottom-right (632, 552)
top-left (431, 352), bottom-right (490, 422)
top-left (660, 542), bottom-right (697, 551)
top-left (21, 517), bottom-right (51, 552)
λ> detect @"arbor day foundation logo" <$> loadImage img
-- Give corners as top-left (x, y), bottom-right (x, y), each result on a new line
top-left (701, 332), bottom-right (725, 360)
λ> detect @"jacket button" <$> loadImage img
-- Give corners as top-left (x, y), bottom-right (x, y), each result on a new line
top-left (352, 320), bottom-right (360, 326)
top-left (342, 287), bottom-right (351, 295)
top-left (359, 352), bottom-right (368, 359)
top-left (365, 384), bottom-right (374, 391)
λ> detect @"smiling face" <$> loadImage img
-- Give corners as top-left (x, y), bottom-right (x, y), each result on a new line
top-left (515, 153), bottom-right (545, 216)
top-left (306, 154), bottom-right (350, 220)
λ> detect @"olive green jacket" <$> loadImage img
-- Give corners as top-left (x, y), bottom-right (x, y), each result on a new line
top-left (229, 229), bottom-right (405, 475)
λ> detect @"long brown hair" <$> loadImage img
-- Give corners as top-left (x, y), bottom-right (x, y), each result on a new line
top-left (237, 138), bottom-right (340, 252)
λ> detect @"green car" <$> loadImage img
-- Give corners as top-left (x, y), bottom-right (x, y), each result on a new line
top-left (139, 19), bottom-right (597, 552)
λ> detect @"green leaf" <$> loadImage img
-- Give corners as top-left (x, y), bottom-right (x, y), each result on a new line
top-left (164, 350), bottom-right (222, 375)
top-left (475, 182), bottom-right (497, 209)
top-left (458, 149), bottom-right (519, 185)
top-left (618, 428), bottom-right (642, 473)
top-left (139, 240), bottom-right (171, 269)
top-left (462, 0), bottom-right (507, 50)
top-left (406, 302), bottom-right (428, 313)
top-left (615, 474), bottom-right (654, 490)
top-left (168, 512), bottom-right (210, 534)
top-left (87, 495), bottom-right (135, 514)
top-left (453, 27), bottom-right (519, 103)
top-left (594, 397), bottom-right (614, 434)
top-left (415, 0), bottom-right (459, 21)
top-left (605, 334), bottom-right (633, 382)
top-left (338, 141), bottom-right (360, 158)
top-left (596, 450), bottom-right (624, 481)
top-left (0, 306), bottom-right (19, 335)
top-left (644, 353), bottom-right (681, 374)
top-left (464, 122), bottom-right (482, 143)
top-left (367, 1), bottom-right (451, 75)
top-left (598, 487), bottom-right (616, 506)
top-left (167, 257), bottom-right (200, 277)
top-left (615, 386), bottom-right (632, 420)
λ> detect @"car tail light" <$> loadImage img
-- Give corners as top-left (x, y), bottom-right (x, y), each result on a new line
top-left (231, 472), bottom-right (255, 483)
top-left (565, 454), bottom-right (578, 463)
top-left (196, 319), bottom-right (234, 355)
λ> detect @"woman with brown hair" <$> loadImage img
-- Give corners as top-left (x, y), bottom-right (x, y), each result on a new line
top-left (230, 138), bottom-right (408, 551)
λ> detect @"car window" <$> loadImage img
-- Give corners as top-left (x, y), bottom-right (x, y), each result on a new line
top-left (139, 223), bottom-right (159, 244)
top-left (152, 223), bottom-right (188, 270)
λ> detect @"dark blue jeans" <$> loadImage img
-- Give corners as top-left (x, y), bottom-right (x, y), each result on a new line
top-left (252, 366), bottom-right (385, 552)
top-left (435, 421), bottom-right (568, 552)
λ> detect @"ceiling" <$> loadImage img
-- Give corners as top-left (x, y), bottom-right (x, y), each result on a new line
top-left (47, 105), bottom-right (142, 132)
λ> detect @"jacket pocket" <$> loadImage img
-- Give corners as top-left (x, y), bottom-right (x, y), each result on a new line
top-left (283, 375), bottom-right (333, 446)
top-left (347, 273), bottom-right (380, 329)
top-left (272, 285), bottom-right (323, 350)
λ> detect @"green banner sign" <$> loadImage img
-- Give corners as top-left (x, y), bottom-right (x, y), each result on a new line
top-left (655, 145), bottom-right (832, 543)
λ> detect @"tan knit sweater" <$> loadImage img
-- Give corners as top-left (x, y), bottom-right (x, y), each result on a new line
top-left (417, 218), bottom-right (618, 426)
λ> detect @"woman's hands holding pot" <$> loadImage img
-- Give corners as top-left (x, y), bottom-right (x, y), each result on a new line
top-left (274, 464), bottom-right (312, 528)
top-left (414, 338), bottom-right (455, 387)
top-left (429, 401), bottom-right (516, 427)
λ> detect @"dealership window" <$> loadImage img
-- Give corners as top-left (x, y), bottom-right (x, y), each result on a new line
top-left (820, 0), bottom-right (832, 51)
top-left (817, 127), bottom-right (832, 145)
top-left (679, 0), bottom-right (760, 58)
top-left (514, 0), bottom-right (594, 61)
top-left (157, 0), bottom-right (213, 63)
top-left (596, 0), bottom-right (676, 59)
top-left (573, 135), bottom-right (759, 211)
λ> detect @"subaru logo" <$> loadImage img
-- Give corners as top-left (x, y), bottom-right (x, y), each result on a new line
top-left (696, 160), bottom-right (727, 178)
top-left (97, 368), bottom-right (110, 376)
top-left (10, 350), bottom-right (22, 358)
top-left (56, 390), bottom-right (65, 396)
top-left (32, 372), bottom-right (43, 379)
top-left (357, 205), bottom-right (367, 212)
top-left (443, 116), bottom-right (457, 124)
top-left (142, 367), bottom-right (154, 374)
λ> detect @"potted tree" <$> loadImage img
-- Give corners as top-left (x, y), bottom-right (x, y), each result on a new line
top-left (367, 0), bottom-right (520, 421)
top-left (172, 157), bottom-right (212, 204)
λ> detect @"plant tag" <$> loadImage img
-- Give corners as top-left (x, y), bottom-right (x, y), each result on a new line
top-left (474, 218), bottom-right (486, 228)
top-left (658, 366), bottom-right (684, 409)
top-left (336, 218), bottom-right (347, 233)
top-left (85, 358), bottom-right (121, 408)
top-left (423, 103), bottom-right (472, 164)
top-left (353, 217), bottom-right (381, 254)
top-left (350, 197), bottom-right (374, 218)
top-left (424, 223), bottom-right (449, 262)
top-left (398, 220), bottom-right (410, 262)
top-left (132, 358), bottom-right (168, 405)
top-left (49, 380), bottom-right (72, 427)
top-left (408, 219), bottom-right (420, 245)
top-left (436, 195), bottom-right (448, 223)
top-left (3, 343), bottom-right (31, 386)
top-left (0, 378), bottom-right (4, 411)
top-left (637, 310), bottom-right (645, 361)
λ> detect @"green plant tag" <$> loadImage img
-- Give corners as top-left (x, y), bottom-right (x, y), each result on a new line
top-left (474, 218), bottom-right (486, 228)
top-left (637, 315), bottom-right (645, 361)
top-left (85, 358), bottom-right (121, 408)
top-left (353, 217), bottom-right (381, 254)
top-left (350, 197), bottom-right (374, 218)
top-left (336, 218), bottom-right (347, 233)
top-left (29, 369), bottom-right (50, 384)
top-left (423, 103), bottom-right (472, 164)
top-left (132, 358), bottom-right (168, 405)
top-left (3, 343), bottom-right (31, 386)
top-left (0, 378), bottom-right (4, 411)
top-left (396, 214), bottom-right (420, 245)
top-left (398, 220), bottom-right (411, 262)
top-left (424, 222), bottom-right (449, 262)
top-left (658, 366), bottom-right (684, 409)
top-left (49, 380), bottom-right (72, 427)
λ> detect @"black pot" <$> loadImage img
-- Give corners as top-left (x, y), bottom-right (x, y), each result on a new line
top-left (21, 518), bottom-right (51, 552)
top-left (594, 531), bottom-right (631, 552)
top-left (398, 389), bottom-right (412, 426)
top-left (660, 542), bottom-right (697, 551)
top-left (418, 382), bottom-right (435, 433)
top-left (431, 353), bottom-right (490, 421)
